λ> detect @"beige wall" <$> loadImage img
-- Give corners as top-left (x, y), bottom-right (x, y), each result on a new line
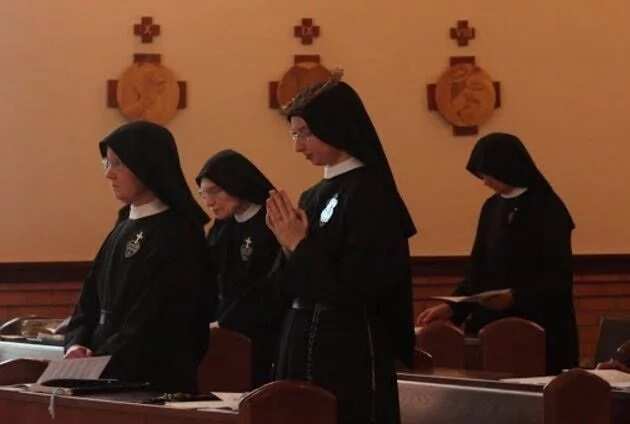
top-left (1, 1), bottom-right (629, 261)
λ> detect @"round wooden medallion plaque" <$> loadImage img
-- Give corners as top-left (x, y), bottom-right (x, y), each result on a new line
top-left (435, 63), bottom-right (496, 127)
top-left (116, 62), bottom-right (180, 125)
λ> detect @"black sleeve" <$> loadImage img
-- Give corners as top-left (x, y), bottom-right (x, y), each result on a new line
top-left (64, 255), bottom-right (102, 351)
top-left (195, 247), bottom-right (215, 359)
top-left (450, 199), bottom-right (490, 324)
top-left (205, 222), bottom-right (227, 323)
top-left (205, 248), bottom-right (220, 324)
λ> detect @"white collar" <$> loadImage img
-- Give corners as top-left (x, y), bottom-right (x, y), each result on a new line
top-left (234, 204), bottom-right (262, 223)
top-left (500, 187), bottom-right (528, 199)
top-left (129, 198), bottom-right (169, 220)
top-left (324, 157), bottom-right (365, 179)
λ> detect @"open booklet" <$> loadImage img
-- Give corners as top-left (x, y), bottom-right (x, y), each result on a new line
top-left (23, 356), bottom-right (148, 395)
top-left (431, 289), bottom-right (512, 304)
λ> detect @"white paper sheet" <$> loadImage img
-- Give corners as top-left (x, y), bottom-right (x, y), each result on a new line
top-left (36, 356), bottom-right (111, 383)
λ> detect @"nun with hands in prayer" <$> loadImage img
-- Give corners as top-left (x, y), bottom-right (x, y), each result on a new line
top-left (266, 71), bottom-right (417, 424)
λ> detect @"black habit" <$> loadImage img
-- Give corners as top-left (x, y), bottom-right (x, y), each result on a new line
top-left (276, 81), bottom-right (417, 424)
top-left (197, 150), bottom-right (284, 387)
top-left (451, 132), bottom-right (579, 374)
top-left (65, 121), bottom-right (210, 393)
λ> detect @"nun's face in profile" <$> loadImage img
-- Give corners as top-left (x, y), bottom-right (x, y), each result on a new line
top-left (289, 116), bottom-right (347, 166)
top-left (103, 147), bottom-right (152, 205)
top-left (479, 173), bottom-right (514, 195)
top-left (198, 178), bottom-right (244, 220)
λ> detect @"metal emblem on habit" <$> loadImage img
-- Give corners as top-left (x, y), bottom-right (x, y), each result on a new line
top-left (319, 194), bottom-right (339, 227)
top-left (125, 231), bottom-right (144, 258)
top-left (508, 207), bottom-right (519, 224)
top-left (240, 237), bottom-right (253, 261)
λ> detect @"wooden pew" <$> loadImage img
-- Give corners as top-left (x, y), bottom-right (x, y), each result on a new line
top-left (0, 388), bottom-right (238, 424)
top-left (198, 327), bottom-right (253, 393)
top-left (404, 348), bottom-right (513, 380)
top-left (239, 380), bottom-right (336, 424)
top-left (544, 368), bottom-right (610, 424)
top-left (397, 369), bottom-right (624, 424)
top-left (414, 317), bottom-right (545, 375)
top-left (479, 317), bottom-right (546, 377)
top-left (0, 358), bottom-right (48, 385)
top-left (0, 380), bottom-right (335, 424)
top-left (415, 322), bottom-right (465, 368)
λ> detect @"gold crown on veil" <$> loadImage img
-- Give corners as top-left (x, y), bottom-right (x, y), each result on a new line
top-left (280, 68), bottom-right (344, 116)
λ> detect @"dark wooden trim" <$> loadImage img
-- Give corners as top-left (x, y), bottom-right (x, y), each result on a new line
top-left (493, 81), bottom-right (502, 108)
top-left (426, 84), bottom-right (437, 110)
top-left (450, 56), bottom-right (476, 66)
top-left (572, 254), bottom-right (630, 274)
top-left (0, 255), bottom-right (628, 284)
top-left (410, 254), bottom-right (630, 277)
top-left (453, 125), bottom-right (478, 136)
top-left (133, 53), bottom-right (161, 64)
top-left (177, 81), bottom-right (187, 109)
top-left (294, 54), bottom-right (320, 64)
top-left (0, 262), bottom-right (91, 284)
top-left (410, 256), bottom-right (469, 277)
top-left (268, 81), bottom-right (279, 109)
top-left (106, 80), bottom-right (118, 107)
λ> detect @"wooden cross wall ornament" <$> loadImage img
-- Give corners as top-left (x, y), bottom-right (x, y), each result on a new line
top-left (427, 56), bottom-right (501, 136)
top-left (450, 20), bottom-right (475, 47)
top-left (107, 54), bottom-right (187, 125)
top-left (294, 18), bottom-right (320, 45)
top-left (134, 16), bottom-right (160, 43)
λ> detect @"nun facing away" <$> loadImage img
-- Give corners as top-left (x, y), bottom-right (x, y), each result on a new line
top-left (65, 121), bottom-right (210, 393)
top-left (418, 132), bottom-right (578, 375)
top-left (196, 149), bottom-right (284, 387)
top-left (266, 73), bottom-right (417, 424)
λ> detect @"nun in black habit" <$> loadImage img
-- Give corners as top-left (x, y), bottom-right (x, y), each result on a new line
top-left (196, 149), bottom-right (284, 387)
top-left (418, 132), bottom-right (579, 374)
top-left (266, 74), bottom-right (417, 424)
top-left (65, 121), bottom-right (210, 393)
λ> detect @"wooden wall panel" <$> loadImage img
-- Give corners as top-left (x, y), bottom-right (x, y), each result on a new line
top-left (1, 257), bottom-right (630, 363)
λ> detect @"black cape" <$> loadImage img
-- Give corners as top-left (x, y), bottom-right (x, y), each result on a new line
top-left (453, 132), bottom-right (578, 374)
top-left (65, 122), bottom-right (210, 392)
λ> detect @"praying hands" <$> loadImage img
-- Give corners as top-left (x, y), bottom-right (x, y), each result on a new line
top-left (265, 189), bottom-right (308, 252)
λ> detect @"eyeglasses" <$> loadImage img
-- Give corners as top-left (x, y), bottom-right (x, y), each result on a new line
top-left (289, 127), bottom-right (314, 143)
top-left (102, 157), bottom-right (124, 171)
top-left (197, 186), bottom-right (225, 199)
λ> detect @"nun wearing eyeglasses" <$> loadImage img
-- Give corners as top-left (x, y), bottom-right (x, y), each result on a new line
top-left (196, 150), bottom-right (285, 387)
top-left (418, 132), bottom-right (578, 375)
top-left (266, 72), bottom-right (417, 424)
top-left (64, 121), bottom-right (210, 393)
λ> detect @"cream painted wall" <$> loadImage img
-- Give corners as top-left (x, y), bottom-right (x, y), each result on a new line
top-left (1, 1), bottom-right (629, 261)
